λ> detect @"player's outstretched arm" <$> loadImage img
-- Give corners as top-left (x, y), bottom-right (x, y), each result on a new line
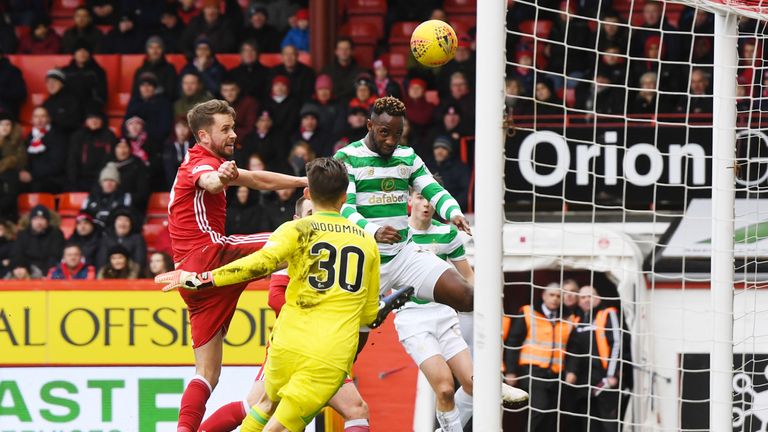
top-left (234, 169), bottom-right (307, 191)
top-left (197, 161), bottom-right (240, 194)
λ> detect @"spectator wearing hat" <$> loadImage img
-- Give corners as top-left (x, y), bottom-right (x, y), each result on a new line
top-left (221, 79), bottom-right (258, 139)
top-left (281, 8), bottom-right (309, 53)
top-left (301, 74), bottom-right (345, 138)
top-left (120, 116), bottom-right (158, 174)
top-left (68, 212), bottom-right (100, 266)
top-left (264, 74), bottom-right (301, 140)
top-left (63, 39), bottom-right (108, 109)
top-left (125, 72), bottom-right (173, 146)
top-left (103, 11), bottom-right (145, 54)
top-left (13, 204), bottom-right (65, 273)
top-left (131, 36), bottom-right (178, 101)
top-left (47, 243), bottom-right (96, 280)
top-left (228, 40), bottom-right (270, 100)
top-left (162, 117), bottom-right (192, 189)
top-left (0, 52), bottom-right (26, 120)
top-left (96, 207), bottom-right (146, 270)
top-left (87, 0), bottom-right (117, 26)
top-left (174, 72), bottom-right (213, 117)
top-left (348, 75), bottom-right (378, 111)
top-left (436, 71), bottom-right (475, 134)
top-left (19, 107), bottom-right (68, 193)
top-left (67, 109), bottom-right (118, 191)
top-left (436, 37), bottom-right (476, 99)
top-left (291, 105), bottom-right (334, 157)
top-left (82, 162), bottom-right (132, 227)
top-left (109, 138), bottom-right (150, 211)
top-left (373, 58), bottom-right (402, 99)
top-left (180, 37), bottom-right (227, 96)
top-left (425, 104), bottom-right (465, 159)
top-left (271, 44), bottom-right (316, 102)
top-left (321, 37), bottom-right (364, 101)
top-left (0, 113), bottom-right (23, 219)
top-left (62, 7), bottom-right (103, 53)
top-left (4, 257), bottom-right (44, 280)
top-left (97, 244), bottom-right (141, 279)
top-left (243, 4), bottom-right (282, 53)
top-left (158, 6), bottom-right (185, 53)
top-left (43, 68), bottom-right (83, 134)
top-left (18, 15), bottom-right (61, 54)
top-left (240, 109), bottom-right (286, 169)
top-left (404, 78), bottom-right (435, 149)
top-left (425, 137), bottom-right (470, 211)
top-left (180, 0), bottom-right (237, 55)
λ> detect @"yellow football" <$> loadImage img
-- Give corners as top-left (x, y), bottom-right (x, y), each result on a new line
top-left (409, 20), bottom-right (458, 67)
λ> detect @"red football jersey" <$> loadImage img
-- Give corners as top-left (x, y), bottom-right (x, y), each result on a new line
top-left (168, 145), bottom-right (228, 263)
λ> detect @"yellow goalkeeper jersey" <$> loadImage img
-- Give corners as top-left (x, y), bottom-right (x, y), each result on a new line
top-left (211, 211), bottom-right (381, 372)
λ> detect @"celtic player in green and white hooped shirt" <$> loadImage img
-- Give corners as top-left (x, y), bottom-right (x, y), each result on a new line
top-left (392, 188), bottom-right (529, 432)
top-left (333, 96), bottom-right (474, 312)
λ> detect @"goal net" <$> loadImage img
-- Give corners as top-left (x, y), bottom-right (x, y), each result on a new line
top-left (472, 0), bottom-right (768, 430)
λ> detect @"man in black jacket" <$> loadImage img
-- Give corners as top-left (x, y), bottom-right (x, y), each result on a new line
top-left (180, 1), bottom-right (237, 55)
top-left (564, 286), bottom-right (633, 432)
top-left (82, 162), bottom-right (132, 227)
top-left (62, 39), bottom-right (108, 110)
top-left (424, 137), bottom-right (470, 212)
top-left (242, 4), bottom-right (282, 53)
top-left (131, 36), bottom-right (178, 100)
top-left (68, 110), bottom-right (118, 191)
top-left (19, 107), bottom-right (68, 193)
top-left (228, 39), bottom-right (270, 100)
top-left (320, 37), bottom-right (364, 101)
top-left (0, 53), bottom-right (26, 119)
top-left (125, 72), bottom-right (173, 146)
top-left (68, 212), bottom-right (100, 266)
top-left (271, 44), bottom-right (315, 102)
top-left (13, 204), bottom-right (64, 274)
top-left (43, 68), bottom-right (83, 135)
top-left (290, 105), bottom-right (334, 157)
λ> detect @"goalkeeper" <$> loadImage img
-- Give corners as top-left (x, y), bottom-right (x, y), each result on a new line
top-left (156, 158), bottom-right (409, 432)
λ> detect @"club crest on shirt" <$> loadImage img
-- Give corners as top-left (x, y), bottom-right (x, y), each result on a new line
top-left (381, 178), bottom-right (396, 192)
top-left (399, 166), bottom-right (409, 177)
top-left (367, 167), bottom-right (374, 176)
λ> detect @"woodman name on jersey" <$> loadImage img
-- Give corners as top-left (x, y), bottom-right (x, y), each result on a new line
top-left (311, 222), bottom-right (366, 238)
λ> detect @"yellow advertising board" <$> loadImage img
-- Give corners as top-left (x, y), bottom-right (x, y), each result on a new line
top-left (0, 283), bottom-right (276, 365)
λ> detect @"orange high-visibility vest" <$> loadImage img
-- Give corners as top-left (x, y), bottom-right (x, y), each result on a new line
top-left (594, 306), bottom-right (618, 370)
top-left (519, 305), bottom-right (574, 373)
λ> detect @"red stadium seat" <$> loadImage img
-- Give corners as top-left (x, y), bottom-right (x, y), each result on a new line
top-left (147, 192), bottom-right (171, 219)
top-left (7, 55), bottom-right (70, 94)
top-left (108, 117), bottom-right (122, 136)
top-left (59, 217), bottom-right (76, 239)
top-left (15, 26), bottom-right (30, 40)
top-left (143, 223), bottom-right (165, 253)
top-left (347, 0), bottom-right (387, 15)
top-left (57, 192), bottom-right (89, 216)
top-left (340, 21), bottom-right (379, 46)
top-left (166, 54), bottom-right (187, 73)
top-left (259, 53), bottom-right (311, 68)
top-left (389, 22), bottom-right (420, 46)
top-left (216, 54), bottom-right (241, 70)
top-left (17, 193), bottom-right (56, 214)
top-left (353, 45), bottom-right (376, 69)
top-left (347, 15), bottom-right (384, 41)
top-left (52, 0), bottom-right (84, 19)
top-left (381, 52), bottom-right (408, 78)
top-left (557, 87), bottom-right (576, 108)
top-left (120, 54), bottom-right (145, 93)
top-left (444, 0), bottom-right (477, 14)
top-left (518, 20), bottom-right (553, 40)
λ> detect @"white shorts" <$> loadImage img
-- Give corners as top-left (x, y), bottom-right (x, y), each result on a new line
top-left (395, 303), bottom-right (468, 366)
top-left (380, 241), bottom-right (452, 301)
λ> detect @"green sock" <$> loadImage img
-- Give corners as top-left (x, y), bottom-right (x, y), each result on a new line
top-left (240, 406), bottom-right (271, 432)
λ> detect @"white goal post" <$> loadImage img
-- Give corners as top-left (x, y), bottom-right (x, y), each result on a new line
top-left (470, 0), bottom-right (765, 430)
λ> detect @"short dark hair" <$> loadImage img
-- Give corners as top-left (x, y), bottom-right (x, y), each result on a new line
top-left (187, 99), bottom-right (236, 142)
top-left (371, 96), bottom-right (406, 118)
top-left (63, 242), bottom-right (81, 252)
top-left (240, 39), bottom-right (260, 52)
top-left (306, 158), bottom-right (348, 206)
top-left (336, 36), bottom-right (354, 49)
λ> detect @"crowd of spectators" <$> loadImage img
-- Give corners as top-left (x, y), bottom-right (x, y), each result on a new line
top-left (505, 0), bottom-right (767, 122)
top-left (0, 0), bottom-right (476, 280)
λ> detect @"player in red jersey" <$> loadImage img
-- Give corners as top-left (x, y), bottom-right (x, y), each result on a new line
top-left (200, 197), bottom-right (371, 432)
top-left (169, 100), bottom-right (306, 432)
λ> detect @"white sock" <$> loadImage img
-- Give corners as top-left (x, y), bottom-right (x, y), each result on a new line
top-left (435, 406), bottom-right (462, 432)
top-left (454, 386), bottom-right (473, 427)
top-left (344, 419), bottom-right (369, 427)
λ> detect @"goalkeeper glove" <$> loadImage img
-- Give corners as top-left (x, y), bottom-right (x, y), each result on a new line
top-left (370, 286), bottom-right (414, 329)
top-left (154, 270), bottom-right (214, 292)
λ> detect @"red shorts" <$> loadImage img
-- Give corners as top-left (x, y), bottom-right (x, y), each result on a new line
top-left (176, 233), bottom-right (271, 348)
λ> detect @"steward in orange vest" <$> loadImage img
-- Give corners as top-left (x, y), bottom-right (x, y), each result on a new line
top-left (504, 284), bottom-right (577, 432)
